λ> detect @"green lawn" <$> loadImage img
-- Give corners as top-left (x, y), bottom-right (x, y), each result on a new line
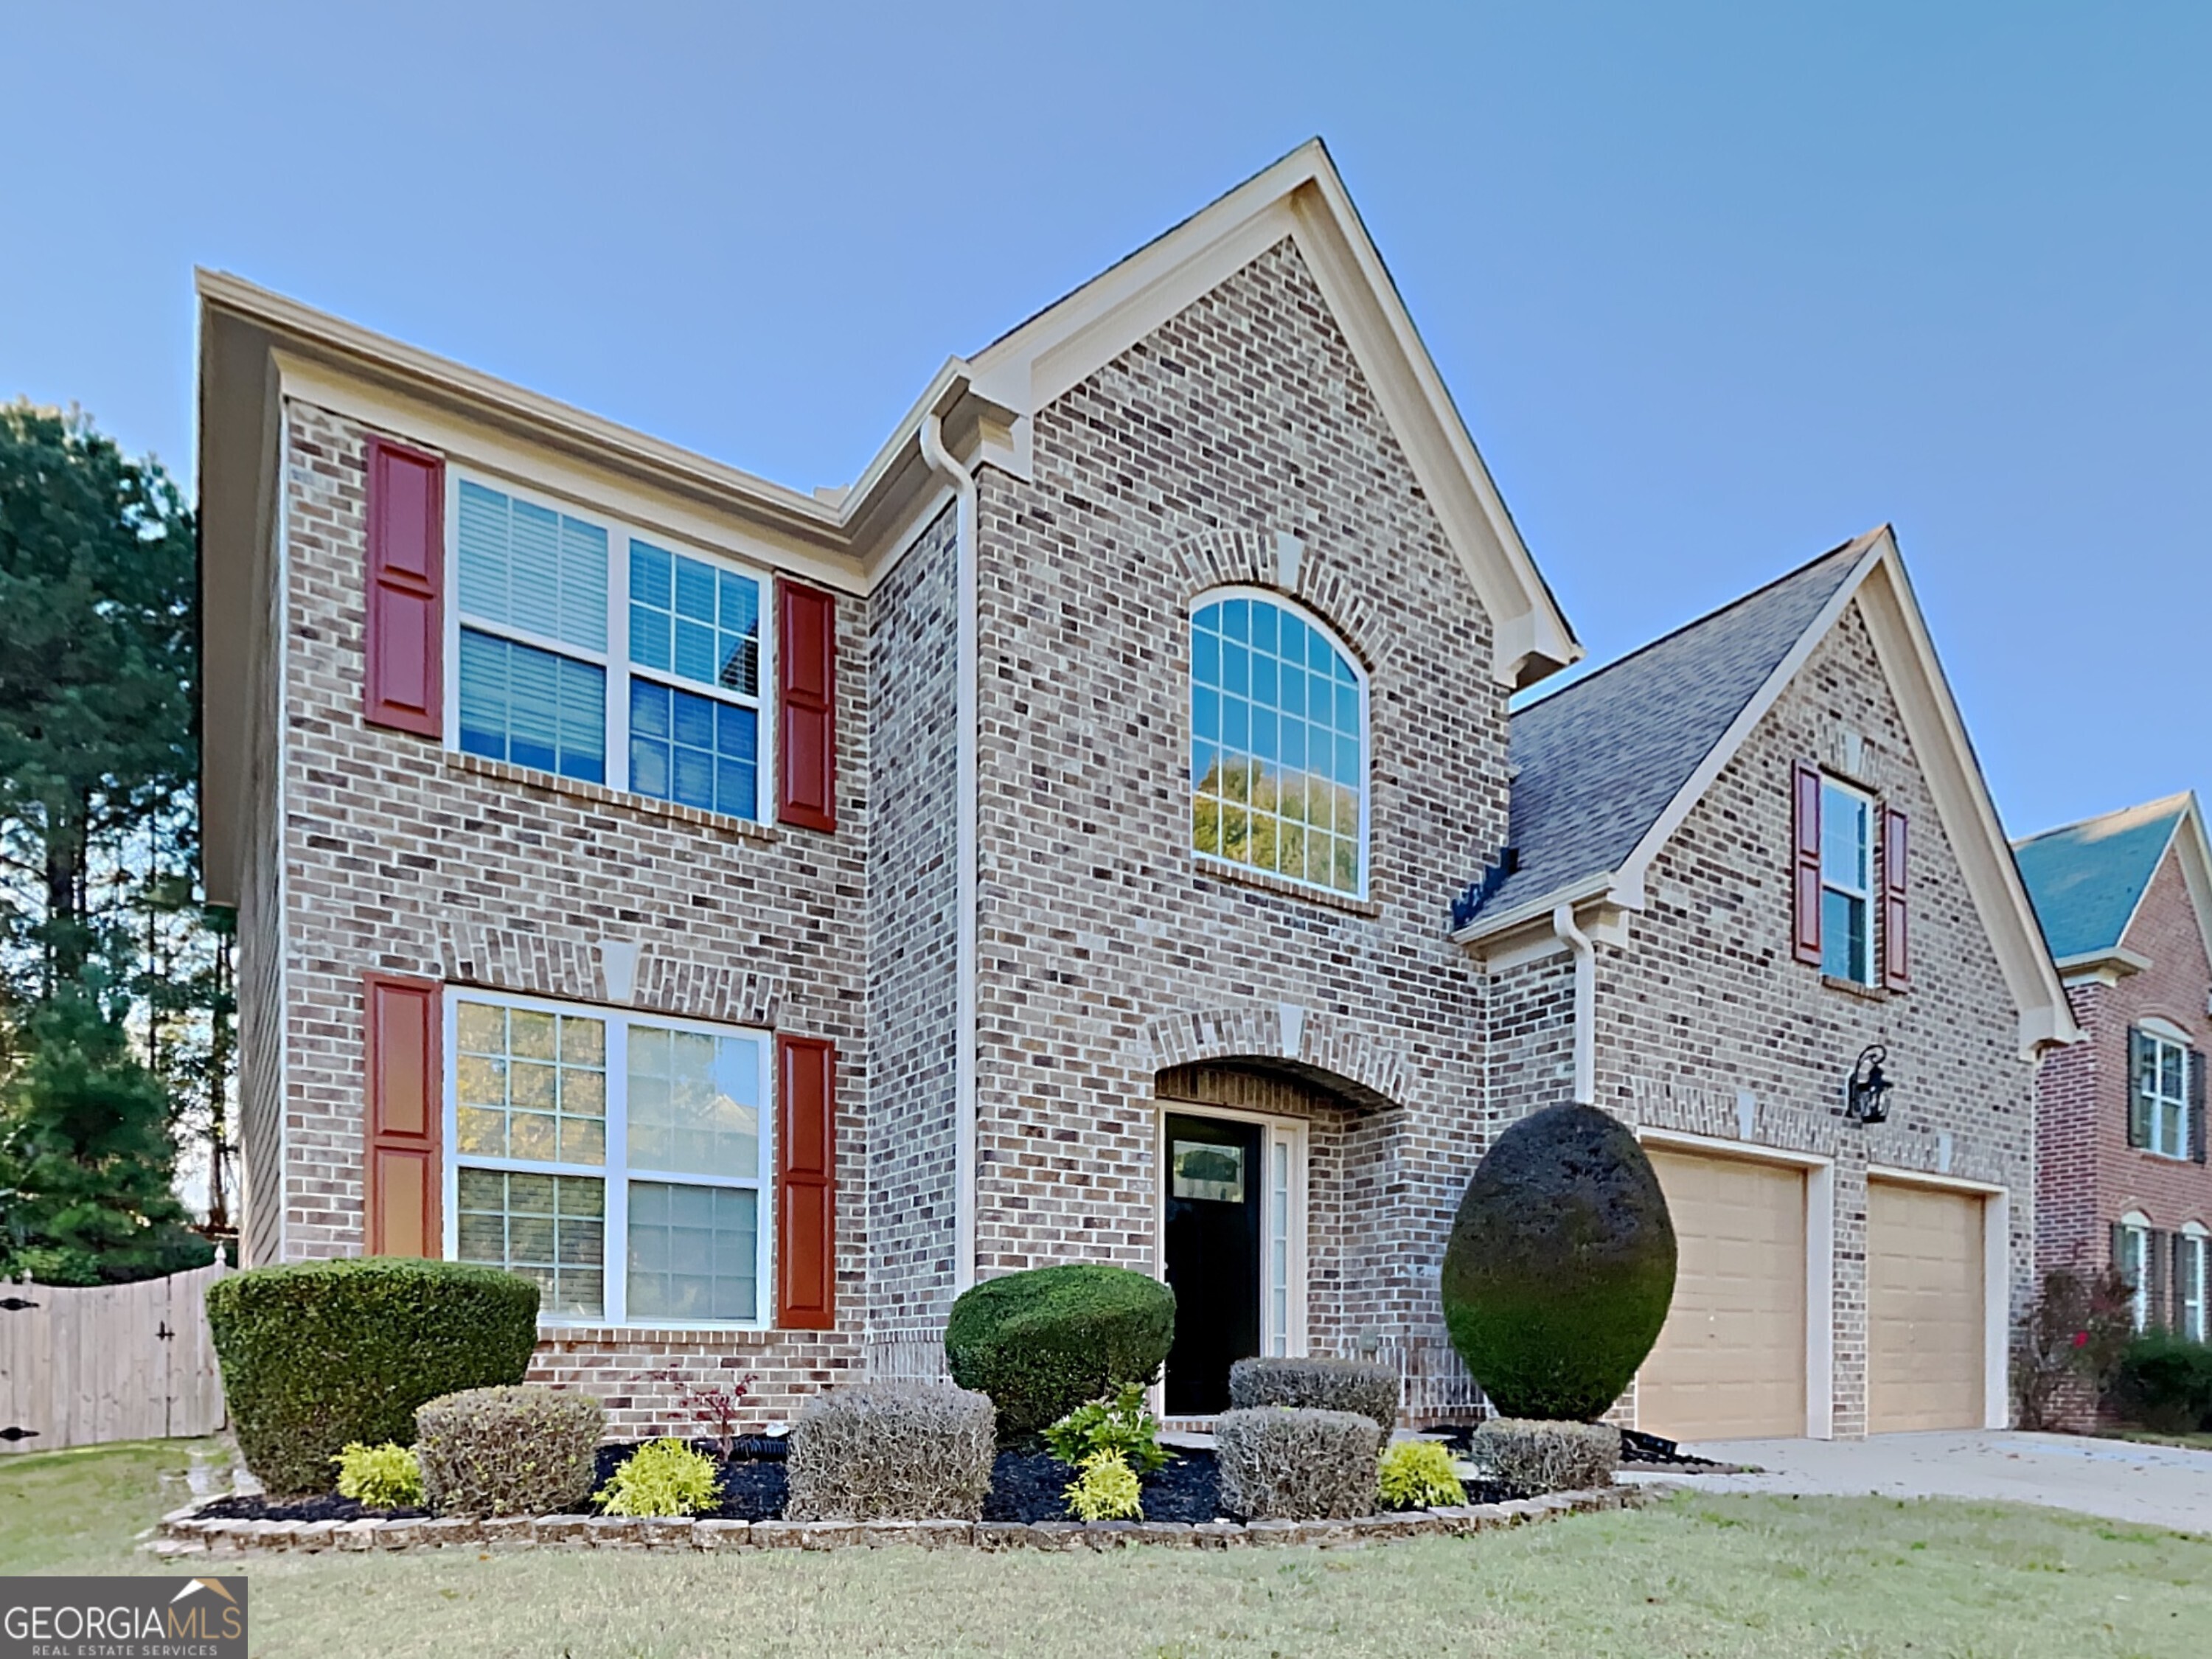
top-left (7, 1439), bottom-right (2206, 1657)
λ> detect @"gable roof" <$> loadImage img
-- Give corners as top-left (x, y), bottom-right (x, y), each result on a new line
top-left (2015, 793), bottom-right (2212, 973)
top-left (196, 141), bottom-right (1580, 903)
top-left (1454, 526), bottom-right (2078, 1055)
top-left (967, 139), bottom-right (1580, 690)
top-left (1479, 535), bottom-right (1871, 925)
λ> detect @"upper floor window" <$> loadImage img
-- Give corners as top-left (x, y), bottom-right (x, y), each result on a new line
top-left (1190, 591), bottom-right (1366, 898)
top-left (2129, 1026), bottom-right (2192, 1160)
top-left (1820, 778), bottom-right (1874, 983)
top-left (446, 990), bottom-right (770, 1325)
top-left (451, 476), bottom-right (764, 820)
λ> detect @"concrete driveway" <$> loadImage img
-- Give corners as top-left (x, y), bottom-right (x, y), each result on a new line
top-left (1653, 1430), bottom-right (2212, 1534)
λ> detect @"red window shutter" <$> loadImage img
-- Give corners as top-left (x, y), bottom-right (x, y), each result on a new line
top-left (776, 580), bottom-right (838, 832)
top-left (1881, 807), bottom-right (1910, 990)
top-left (364, 437), bottom-right (445, 737)
top-left (776, 1034), bottom-right (837, 1329)
top-left (364, 973), bottom-right (442, 1257)
top-left (1791, 761), bottom-right (1823, 966)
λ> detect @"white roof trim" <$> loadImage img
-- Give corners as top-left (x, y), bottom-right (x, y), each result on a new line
top-left (1472, 526), bottom-right (2075, 1055)
top-left (2116, 793), bottom-right (2212, 977)
top-left (969, 139), bottom-right (1579, 691)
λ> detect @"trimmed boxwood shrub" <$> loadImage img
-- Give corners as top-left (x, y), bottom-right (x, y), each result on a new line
top-left (785, 1381), bottom-right (998, 1521)
top-left (1214, 1406), bottom-right (1380, 1520)
top-left (1229, 1356), bottom-right (1398, 1430)
top-left (206, 1258), bottom-right (539, 1495)
top-left (1440, 1104), bottom-right (1677, 1422)
top-left (945, 1264), bottom-right (1175, 1437)
top-left (417, 1385), bottom-right (604, 1517)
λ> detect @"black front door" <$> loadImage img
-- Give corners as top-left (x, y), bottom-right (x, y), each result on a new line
top-left (1162, 1111), bottom-right (1264, 1416)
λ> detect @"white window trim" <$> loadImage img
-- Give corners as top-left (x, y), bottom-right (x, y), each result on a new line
top-left (2137, 1026), bottom-right (2191, 1161)
top-left (1819, 776), bottom-right (1877, 985)
top-left (2119, 1211), bottom-right (2153, 1332)
top-left (2182, 1223), bottom-right (2209, 1343)
top-left (1188, 585), bottom-right (1371, 903)
top-left (439, 986), bottom-right (775, 1331)
top-left (442, 469), bottom-right (776, 824)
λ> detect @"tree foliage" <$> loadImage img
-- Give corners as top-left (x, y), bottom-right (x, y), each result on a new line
top-left (0, 402), bottom-right (230, 1282)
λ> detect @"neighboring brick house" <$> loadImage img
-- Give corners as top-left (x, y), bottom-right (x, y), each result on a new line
top-left (193, 141), bottom-right (2070, 1441)
top-left (1452, 535), bottom-right (2076, 1440)
top-left (2017, 795), bottom-right (2211, 1340)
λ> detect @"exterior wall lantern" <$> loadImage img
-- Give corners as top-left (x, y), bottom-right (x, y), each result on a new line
top-left (1845, 1044), bottom-right (1892, 1125)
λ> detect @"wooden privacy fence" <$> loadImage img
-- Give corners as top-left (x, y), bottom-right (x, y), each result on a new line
top-left (0, 1262), bottom-right (229, 1453)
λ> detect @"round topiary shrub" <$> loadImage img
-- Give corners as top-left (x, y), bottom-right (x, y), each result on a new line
top-left (945, 1264), bottom-right (1175, 1437)
top-left (1440, 1104), bottom-right (1677, 1422)
top-left (206, 1258), bottom-right (540, 1495)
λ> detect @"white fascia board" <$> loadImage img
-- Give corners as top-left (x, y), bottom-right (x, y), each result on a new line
top-left (1849, 544), bottom-right (2081, 1055)
top-left (967, 141), bottom-right (1581, 691)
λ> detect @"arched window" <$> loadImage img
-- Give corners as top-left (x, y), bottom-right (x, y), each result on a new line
top-left (1190, 589), bottom-right (1366, 897)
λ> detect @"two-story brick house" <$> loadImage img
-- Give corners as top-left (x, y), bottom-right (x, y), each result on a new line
top-left (2017, 795), bottom-right (2211, 1340)
top-left (195, 142), bottom-right (2073, 1441)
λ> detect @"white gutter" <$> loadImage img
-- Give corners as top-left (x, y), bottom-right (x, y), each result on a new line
top-left (1551, 903), bottom-right (1596, 1106)
top-left (919, 411), bottom-right (980, 1294)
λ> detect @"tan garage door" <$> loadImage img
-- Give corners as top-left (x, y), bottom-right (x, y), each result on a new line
top-left (1638, 1150), bottom-right (1807, 1442)
top-left (1868, 1180), bottom-right (1985, 1433)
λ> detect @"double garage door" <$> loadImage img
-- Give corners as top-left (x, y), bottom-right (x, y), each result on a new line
top-left (1637, 1148), bottom-right (1986, 1442)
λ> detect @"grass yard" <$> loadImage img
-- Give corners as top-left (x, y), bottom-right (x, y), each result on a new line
top-left (6, 1440), bottom-right (2206, 1658)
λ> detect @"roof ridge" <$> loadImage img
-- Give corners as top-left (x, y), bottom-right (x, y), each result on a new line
top-left (2011, 791), bottom-right (2194, 850)
top-left (1513, 532), bottom-right (1873, 719)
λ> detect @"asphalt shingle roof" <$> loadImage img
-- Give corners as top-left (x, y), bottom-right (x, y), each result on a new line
top-left (1467, 537), bottom-right (1871, 925)
top-left (2012, 797), bottom-right (2188, 961)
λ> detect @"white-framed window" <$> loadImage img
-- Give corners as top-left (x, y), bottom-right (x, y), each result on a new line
top-left (2182, 1225), bottom-right (2208, 1343)
top-left (1190, 589), bottom-right (1368, 898)
top-left (1820, 777), bottom-right (1874, 984)
top-left (449, 473), bottom-right (768, 821)
top-left (2132, 1026), bottom-right (2192, 1160)
top-left (443, 988), bottom-right (772, 1326)
top-left (2118, 1211), bottom-right (2153, 1332)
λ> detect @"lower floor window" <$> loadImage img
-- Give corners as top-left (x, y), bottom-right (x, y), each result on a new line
top-left (2183, 1230), bottom-right (2208, 1343)
top-left (2118, 1218), bottom-right (2152, 1332)
top-left (446, 990), bottom-right (770, 1325)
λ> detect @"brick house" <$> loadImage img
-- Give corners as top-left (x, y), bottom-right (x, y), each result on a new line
top-left (2017, 795), bottom-right (2211, 1340)
top-left (194, 142), bottom-right (2070, 1440)
top-left (1452, 535), bottom-right (2074, 1439)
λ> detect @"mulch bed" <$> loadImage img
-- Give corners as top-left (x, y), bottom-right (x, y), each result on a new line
top-left (198, 1439), bottom-right (1527, 1526)
top-left (1427, 1422), bottom-right (1728, 1474)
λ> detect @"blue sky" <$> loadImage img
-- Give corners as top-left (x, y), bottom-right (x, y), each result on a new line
top-left (2, 2), bottom-right (2203, 838)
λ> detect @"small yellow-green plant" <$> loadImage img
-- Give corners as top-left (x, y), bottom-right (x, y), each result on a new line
top-left (594, 1438), bottom-right (721, 1517)
top-left (1377, 1439), bottom-right (1466, 1510)
top-left (331, 1441), bottom-right (423, 1509)
top-left (1062, 1450), bottom-right (1143, 1521)
top-left (1043, 1382), bottom-right (1169, 1474)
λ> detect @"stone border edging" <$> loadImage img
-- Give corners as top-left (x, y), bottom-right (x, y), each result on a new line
top-left (147, 1486), bottom-right (1649, 1559)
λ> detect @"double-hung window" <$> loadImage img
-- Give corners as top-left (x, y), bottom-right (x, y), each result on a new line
top-left (445, 990), bottom-right (771, 1325)
top-left (2135, 1028), bottom-right (2191, 1159)
top-left (451, 476), bottom-right (765, 821)
top-left (1819, 779), bottom-right (1874, 983)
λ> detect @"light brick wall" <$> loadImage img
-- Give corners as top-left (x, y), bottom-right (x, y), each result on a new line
top-left (967, 236), bottom-right (1511, 1352)
top-left (1593, 599), bottom-right (2036, 1437)
top-left (260, 400), bottom-right (874, 1428)
top-left (863, 502), bottom-right (962, 1347)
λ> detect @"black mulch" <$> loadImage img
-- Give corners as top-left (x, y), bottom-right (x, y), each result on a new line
top-left (1427, 1421), bottom-right (1725, 1474)
top-left (195, 1439), bottom-right (1528, 1526)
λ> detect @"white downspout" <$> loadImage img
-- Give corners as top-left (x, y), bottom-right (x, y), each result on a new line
top-left (919, 411), bottom-right (980, 1294)
top-left (1552, 903), bottom-right (1596, 1106)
